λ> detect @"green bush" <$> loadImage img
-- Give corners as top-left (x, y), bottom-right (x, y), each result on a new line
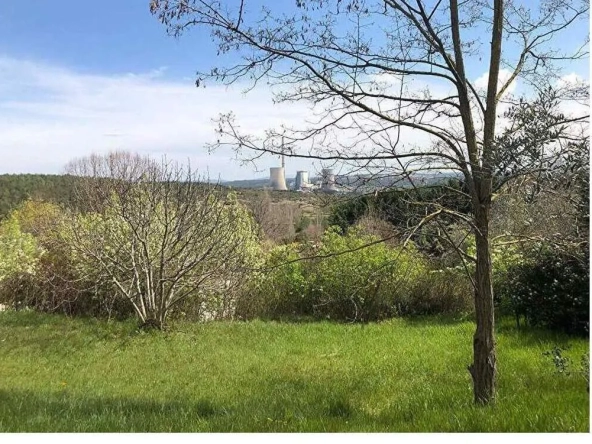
top-left (0, 213), bottom-right (43, 282)
top-left (237, 244), bottom-right (311, 319)
top-left (307, 226), bottom-right (425, 321)
top-left (239, 226), bottom-right (473, 322)
top-left (0, 201), bottom-right (134, 319)
top-left (501, 247), bottom-right (589, 335)
top-left (405, 268), bottom-right (473, 316)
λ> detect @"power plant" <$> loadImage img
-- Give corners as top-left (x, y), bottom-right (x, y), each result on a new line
top-left (269, 167), bottom-right (288, 191)
top-left (268, 152), bottom-right (288, 191)
top-left (269, 153), bottom-right (339, 193)
top-left (294, 171), bottom-right (310, 191)
top-left (321, 168), bottom-right (338, 193)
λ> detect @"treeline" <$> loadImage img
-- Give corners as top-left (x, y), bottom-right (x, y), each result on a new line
top-left (328, 178), bottom-right (472, 256)
top-left (0, 174), bottom-right (79, 218)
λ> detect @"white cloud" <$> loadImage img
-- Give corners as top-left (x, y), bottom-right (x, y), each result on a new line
top-left (8, 56), bottom-right (579, 181)
top-left (474, 68), bottom-right (517, 97)
top-left (556, 72), bottom-right (585, 88)
top-left (0, 55), bottom-right (313, 179)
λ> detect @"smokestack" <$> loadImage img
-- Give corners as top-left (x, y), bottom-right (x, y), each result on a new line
top-left (321, 168), bottom-right (337, 193)
top-left (270, 167), bottom-right (288, 191)
top-left (281, 136), bottom-right (286, 169)
top-left (295, 171), bottom-right (309, 190)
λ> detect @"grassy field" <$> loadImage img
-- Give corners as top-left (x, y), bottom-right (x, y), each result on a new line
top-left (0, 311), bottom-right (588, 432)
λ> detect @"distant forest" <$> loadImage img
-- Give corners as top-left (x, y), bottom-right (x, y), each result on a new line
top-left (0, 172), bottom-right (457, 219)
top-left (0, 174), bottom-right (79, 218)
top-left (0, 174), bottom-right (294, 219)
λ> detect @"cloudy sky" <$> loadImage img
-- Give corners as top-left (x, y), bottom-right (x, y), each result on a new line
top-left (0, 1), bottom-right (588, 179)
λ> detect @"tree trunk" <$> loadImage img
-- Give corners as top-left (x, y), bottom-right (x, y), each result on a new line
top-left (469, 203), bottom-right (497, 404)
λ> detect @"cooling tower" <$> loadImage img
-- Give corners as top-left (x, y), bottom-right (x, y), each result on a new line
top-left (295, 171), bottom-right (309, 190)
top-left (269, 167), bottom-right (288, 191)
top-left (321, 168), bottom-right (338, 192)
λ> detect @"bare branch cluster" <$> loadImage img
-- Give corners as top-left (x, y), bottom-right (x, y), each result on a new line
top-left (62, 151), bottom-right (259, 328)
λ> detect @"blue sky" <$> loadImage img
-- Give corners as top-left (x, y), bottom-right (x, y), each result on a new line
top-left (0, 0), bottom-right (211, 76)
top-left (0, 1), bottom-right (588, 178)
top-left (0, 1), bottom-right (315, 179)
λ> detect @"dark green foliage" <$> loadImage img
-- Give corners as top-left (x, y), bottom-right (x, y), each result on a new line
top-left (328, 179), bottom-right (471, 255)
top-left (493, 88), bottom-right (589, 197)
top-left (493, 88), bottom-right (568, 187)
top-left (502, 248), bottom-right (589, 336)
top-left (0, 174), bottom-right (79, 219)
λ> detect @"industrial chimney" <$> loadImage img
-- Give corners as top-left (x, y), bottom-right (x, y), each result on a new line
top-left (321, 168), bottom-right (338, 192)
top-left (294, 171), bottom-right (309, 190)
top-left (269, 167), bottom-right (288, 191)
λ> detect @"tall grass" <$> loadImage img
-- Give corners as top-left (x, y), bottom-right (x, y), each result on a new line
top-left (0, 311), bottom-right (588, 432)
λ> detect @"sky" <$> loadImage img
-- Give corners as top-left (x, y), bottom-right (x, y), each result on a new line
top-left (0, 0), bottom-right (588, 179)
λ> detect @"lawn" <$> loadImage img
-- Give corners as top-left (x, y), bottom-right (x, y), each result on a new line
top-left (0, 311), bottom-right (588, 432)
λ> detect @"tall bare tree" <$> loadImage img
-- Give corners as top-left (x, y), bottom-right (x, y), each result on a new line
top-left (64, 152), bottom-right (259, 329)
top-left (151, 0), bottom-right (589, 403)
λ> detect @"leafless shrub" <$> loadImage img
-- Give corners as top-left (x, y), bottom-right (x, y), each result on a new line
top-left (62, 151), bottom-right (259, 329)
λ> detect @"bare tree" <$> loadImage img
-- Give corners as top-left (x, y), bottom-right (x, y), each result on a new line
top-left (150, 0), bottom-right (589, 403)
top-left (247, 190), bottom-right (299, 243)
top-left (63, 152), bottom-right (259, 329)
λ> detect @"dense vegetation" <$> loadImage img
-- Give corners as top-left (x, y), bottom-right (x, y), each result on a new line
top-left (0, 174), bottom-right (80, 219)
top-left (0, 311), bottom-right (588, 432)
top-left (327, 183), bottom-right (590, 336)
top-left (0, 173), bottom-right (324, 220)
top-left (328, 179), bottom-right (471, 255)
top-left (237, 226), bottom-right (472, 322)
top-left (498, 247), bottom-right (589, 335)
top-left (1, 168), bottom-right (588, 335)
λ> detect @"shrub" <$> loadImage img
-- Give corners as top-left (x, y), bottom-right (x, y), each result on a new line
top-left (307, 226), bottom-right (426, 321)
top-left (0, 201), bottom-right (135, 318)
top-left (239, 226), bottom-right (473, 322)
top-left (406, 268), bottom-right (473, 316)
top-left (0, 213), bottom-right (43, 282)
top-left (61, 188), bottom-right (260, 327)
top-left (502, 247), bottom-right (589, 335)
top-left (236, 244), bottom-right (311, 319)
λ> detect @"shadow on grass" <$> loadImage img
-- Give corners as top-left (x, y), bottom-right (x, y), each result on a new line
top-left (0, 386), bottom-right (376, 432)
top-left (238, 313), bottom-right (474, 327)
top-left (0, 389), bottom-right (229, 432)
top-left (236, 315), bottom-right (334, 324)
top-left (2, 383), bottom-right (582, 433)
top-left (0, 310), bottom-right (135, 331)
top-left (0, 310), bottom-right (73, 327)
top-left (495, 316), bottom-right (589, 346)
top-left (0, 311), bottom-right (140, 356)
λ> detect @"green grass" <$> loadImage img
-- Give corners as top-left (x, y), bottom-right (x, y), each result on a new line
top-left (0, 311), bottom-right (588, 432)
